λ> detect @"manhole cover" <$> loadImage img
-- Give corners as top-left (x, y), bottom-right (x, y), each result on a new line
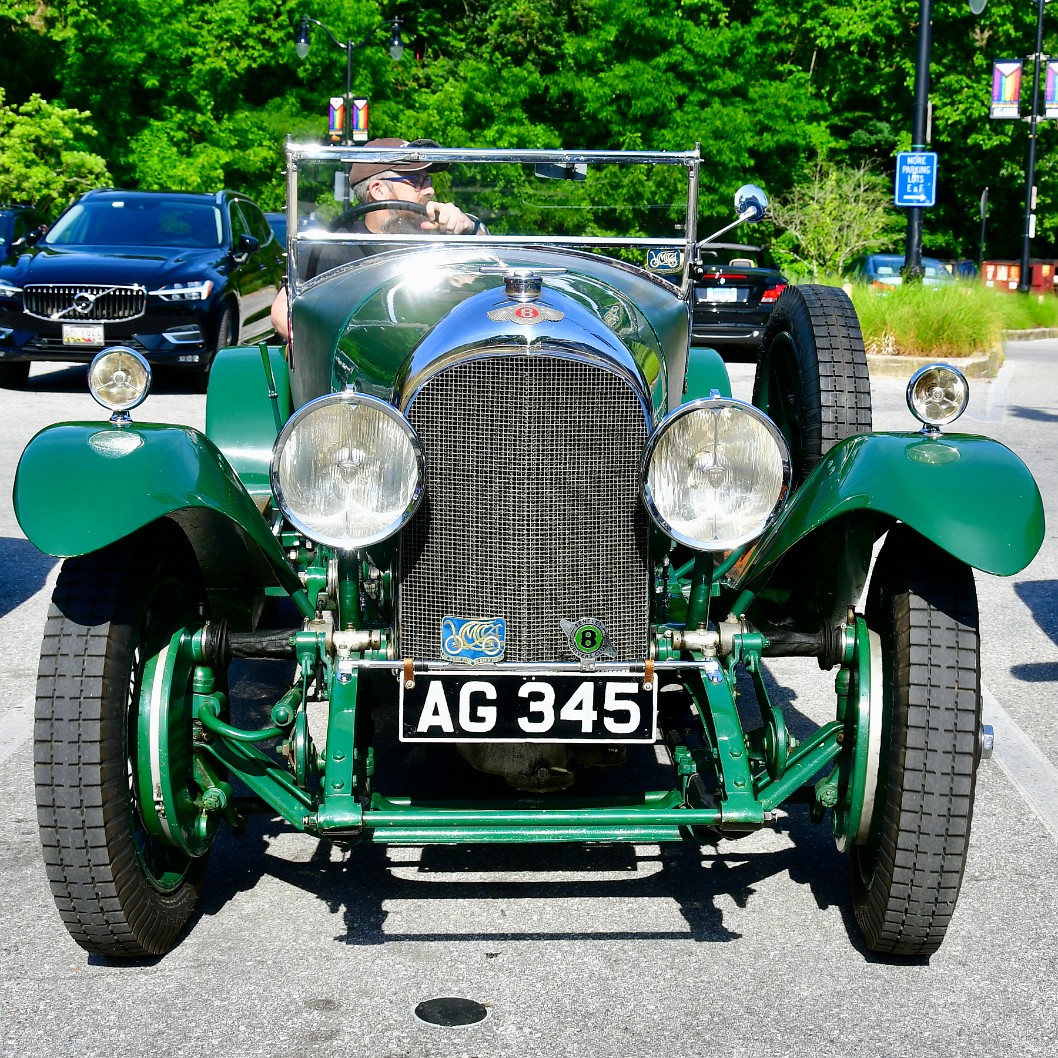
top-left (414, 997), bottom-right (489, 1027)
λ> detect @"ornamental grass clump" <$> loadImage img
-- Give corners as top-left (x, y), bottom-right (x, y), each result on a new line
top-left (848, 281), bottom-right (1003, 358)
top-left (989, 287), bottom-right (1058, 330)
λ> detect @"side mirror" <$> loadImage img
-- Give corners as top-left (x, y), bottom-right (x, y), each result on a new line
top-left (10, 227), bottom-right (43, 254)
top-left (535, 162), bottom-right (587, 182)
top-left (237, 234), bottom-right (261, 256)
top-left (734, 185), bottom-right (768, 224)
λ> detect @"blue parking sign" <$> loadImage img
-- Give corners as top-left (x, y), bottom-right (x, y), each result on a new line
top-left (895, 152), bottom-right (938, 208)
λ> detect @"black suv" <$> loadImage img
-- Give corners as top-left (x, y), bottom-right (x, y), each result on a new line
top-left (0, 204), bottom-right (48, 260)
top-left (0, 189), bottom-right (284, 387)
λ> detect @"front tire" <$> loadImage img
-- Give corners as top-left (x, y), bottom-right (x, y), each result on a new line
top-left (35, 533), bottom-right (210, 958)
top-left (753, 284), bottom-right (872, 484)
top-left (851, 526), bottom-right (982, 957)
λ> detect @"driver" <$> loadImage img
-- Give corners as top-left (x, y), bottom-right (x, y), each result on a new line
top-left (270, 137), bottom-right (481, 339)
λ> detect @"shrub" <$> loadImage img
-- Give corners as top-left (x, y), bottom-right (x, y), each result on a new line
top-left (846, 281), bottom-right (1008, 358)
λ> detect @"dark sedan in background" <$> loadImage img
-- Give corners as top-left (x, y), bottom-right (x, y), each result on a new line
top-left (0, 189), bottom-right (284, 387)
top-left (691, 242), bottom-right (787, 357)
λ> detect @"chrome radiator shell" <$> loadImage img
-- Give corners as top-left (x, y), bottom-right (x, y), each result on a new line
top-left (398, 352), bottom-right (651, 663)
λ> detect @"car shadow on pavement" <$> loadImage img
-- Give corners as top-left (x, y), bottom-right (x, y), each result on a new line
top-left (0, 535), bottom-right (56, 617)
top-left (196, 797), bottom-right (854, 951)
top-left (1012, 580), bottom-right (1058, 683)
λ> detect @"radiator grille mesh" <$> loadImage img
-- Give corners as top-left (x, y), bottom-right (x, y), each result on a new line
top-left (399, 355), bottom-right (650, 662)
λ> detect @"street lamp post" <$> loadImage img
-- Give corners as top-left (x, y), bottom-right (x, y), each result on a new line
top-left (1018, 0), bottom-right (1048, 292)
top-left (295, 14), bottom-right (404, 146)
top-left (904, 0), bottom-right (933, 281)
top-left (908, 1), bottom-right (1050, 286)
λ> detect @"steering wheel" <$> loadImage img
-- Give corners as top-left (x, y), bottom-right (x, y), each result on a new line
top-left (306, 201), bottom-right (482, 279)
top-left (301, 202), bottom-right (434, 279)
top-left (329, 200), bottom-right (430, 231)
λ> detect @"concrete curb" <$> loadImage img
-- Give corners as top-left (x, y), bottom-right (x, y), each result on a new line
top-left (1001, 327), bottom-right (1058, 341)
top-left (866, 347), bottom-right (1003, 379)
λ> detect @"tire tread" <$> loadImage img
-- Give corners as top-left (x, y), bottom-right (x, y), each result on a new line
top-left (853, 528), bottom-right (980, 957)
top-left (34, 542), bottom-right (204, 959)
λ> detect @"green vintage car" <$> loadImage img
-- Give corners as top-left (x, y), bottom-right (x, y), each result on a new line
top-left (14, 144), bottom-right (1045, 959)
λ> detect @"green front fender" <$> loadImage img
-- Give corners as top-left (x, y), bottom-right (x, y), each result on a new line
top-left (683, 345), bottom-right (732, 402)
top-left (205, 345), bottom-right (292, 505)
top-left (733, 431), bottom-right (1045, 594)
top-left (13, 421), bottom-right (308, 610)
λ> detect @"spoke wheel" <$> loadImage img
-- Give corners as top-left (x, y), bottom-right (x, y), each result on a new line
top-left (850, 526), bottom-right (982, 958)
top-left (752, 284), bottom-right (872, 484)
top-left (35, 532), bottom-right (210, 958)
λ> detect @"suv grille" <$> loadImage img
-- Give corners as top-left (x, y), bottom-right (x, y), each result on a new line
top-left (23, 284), bottom-right (147, 323)
top-left (399, 355), bottom-right (650, 663)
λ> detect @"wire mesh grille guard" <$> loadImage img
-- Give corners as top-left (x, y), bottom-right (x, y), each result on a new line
top-left (400, 355), bottom-right (651, 663)
top-left (23, 285), bottom-right (147, 323)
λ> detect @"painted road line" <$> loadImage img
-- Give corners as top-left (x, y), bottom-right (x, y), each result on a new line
top-left (0, 699), bottom-right (33, 768)
top-left (982, 360), bottom-right (1013, 423)
top-left (983, 683), bottom-right (1058, 843)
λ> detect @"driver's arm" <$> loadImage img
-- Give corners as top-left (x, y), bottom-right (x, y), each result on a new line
top-left (270, 284), bottom-right (289, 341)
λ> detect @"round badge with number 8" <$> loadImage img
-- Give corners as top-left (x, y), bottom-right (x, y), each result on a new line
top-left (575, 624), bottom-right (603, 653)
top-left (562, 617), bottom-right (616, 660)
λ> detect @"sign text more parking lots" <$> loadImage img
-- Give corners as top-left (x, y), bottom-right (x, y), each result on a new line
top-left (895, 152), bottom-right (938, 208)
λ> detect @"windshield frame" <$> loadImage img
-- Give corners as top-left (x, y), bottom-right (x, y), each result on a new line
top-left (284, 144), bottom-right (701, 299)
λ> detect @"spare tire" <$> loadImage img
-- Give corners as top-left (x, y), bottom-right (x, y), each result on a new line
top-left (752, 284), bottom-right (872, 484)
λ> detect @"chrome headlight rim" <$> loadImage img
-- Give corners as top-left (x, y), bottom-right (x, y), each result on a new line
top-left (87, 346), bottom-right (152, 415)
top-left (271, 391), bottom-right (425, 550)
top-left (642, 395), bottom-right (792, 552)
top-left (905, 362), bottom-right (969, 429)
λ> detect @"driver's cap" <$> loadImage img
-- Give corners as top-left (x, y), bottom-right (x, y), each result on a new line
top-left (347, 138), bottom-right (446, 186)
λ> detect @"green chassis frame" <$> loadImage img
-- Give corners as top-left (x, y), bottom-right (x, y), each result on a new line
top-left (139, 562), bottom-right (873, 852)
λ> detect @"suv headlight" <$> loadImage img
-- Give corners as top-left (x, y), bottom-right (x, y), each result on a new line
top-left (149, 280), bottom-right (214, 302)
top-left (272, 392), bottom-right (425, 549)
top-left (0, 280), bottom-right (22, 298)
top-left (643, 397), bottom-right (790, 551)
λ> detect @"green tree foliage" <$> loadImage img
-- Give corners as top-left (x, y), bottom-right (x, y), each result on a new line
top-left (0, 89), bottom-right (111, 213)
top-left (769, 161), bottom-right (905, 279)
top-left (4, 0), bottom-right (1058, 260)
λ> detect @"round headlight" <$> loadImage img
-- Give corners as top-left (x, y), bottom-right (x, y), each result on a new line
top-left (906, 363), bottom-right (969, 428)
top-left (88, 347), bottom-right (151, 414)
top-left (643, 397), bottom-right (790, 551)
top-left (272, 392), bottom-right (424, 549)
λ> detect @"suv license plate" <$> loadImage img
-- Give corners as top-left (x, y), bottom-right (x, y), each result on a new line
top-left (400, 672), bottom-right (658, 744)
top-left (62, 324), bottom-right (105, 346)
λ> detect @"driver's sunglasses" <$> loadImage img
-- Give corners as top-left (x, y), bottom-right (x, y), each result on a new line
top-left (386, 173), bottom-right (433, 191)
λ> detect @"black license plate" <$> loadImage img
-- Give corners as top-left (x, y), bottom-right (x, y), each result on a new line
top-left (400, 672), bottom-right (658, 743)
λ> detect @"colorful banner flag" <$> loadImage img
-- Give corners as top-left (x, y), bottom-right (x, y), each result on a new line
top-left (1045, 61), bottom-right (1058, 119)
top-left (351, 98), bottom-right (369, 143)
top-left (328, 96), bottom-right (345, 143)
top-left (991, 61), bottom-right (1023, 119)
